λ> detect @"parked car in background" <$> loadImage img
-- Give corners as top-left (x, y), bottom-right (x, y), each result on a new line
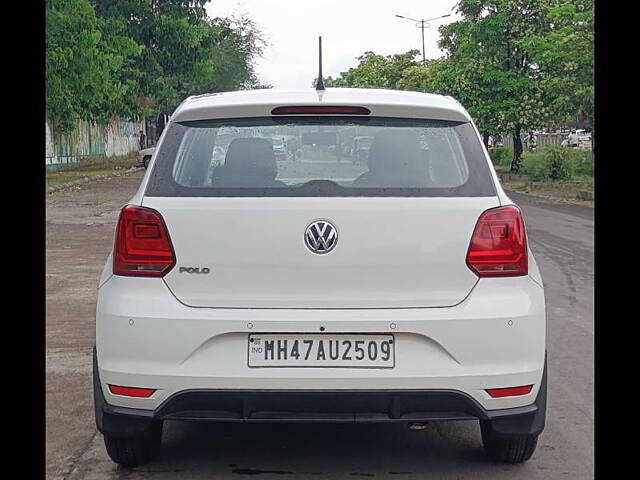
top-left (576, 129), bottom-right (591, 140)
top-left (561, 129), bottom-right (592, 150)
top-left (576, 129), bottom-right (592, 150)
top-left (139, 146), bottom-right (155, 169)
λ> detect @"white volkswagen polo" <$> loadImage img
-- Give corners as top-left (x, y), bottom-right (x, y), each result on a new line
top-left (94, 87), bottom-right (546, 466)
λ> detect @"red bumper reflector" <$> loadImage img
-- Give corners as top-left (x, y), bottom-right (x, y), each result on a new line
top-left (486, 384), bottom-right (533, 398)
top-left (108, 385), bottom-right (156, 398)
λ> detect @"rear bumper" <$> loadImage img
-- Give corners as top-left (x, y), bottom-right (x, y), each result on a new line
top-left (95, 347), bottom-right (546, 436)
top-left (96, 274), bottom-right (546, 412)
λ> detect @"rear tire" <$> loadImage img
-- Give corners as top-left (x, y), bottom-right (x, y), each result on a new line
top-left (104, 422), bottom-right (162, 467)
top-left (143, 156), bottom-right (151, 169)
top-left (480, 421), bottom-right (538, 463)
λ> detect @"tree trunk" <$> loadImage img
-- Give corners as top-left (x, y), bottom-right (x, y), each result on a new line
top-left (510, 125), bottom-right (523, 173)
top-left (483, 133), bottom-right (490, 149)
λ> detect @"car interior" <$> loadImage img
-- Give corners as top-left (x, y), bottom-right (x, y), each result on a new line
top-left (173, 127), bottom-right (469, 189)
top-left (211, 138), bottom-right (286, 187)
top-left (352, 130), bottom-right (429, 187)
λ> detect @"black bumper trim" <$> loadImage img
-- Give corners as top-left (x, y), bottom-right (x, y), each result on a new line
top-left (94, 348), bottom-right (546, 437)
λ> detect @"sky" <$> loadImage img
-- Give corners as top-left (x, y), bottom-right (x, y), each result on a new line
top-left (206, 0), bottom-right (461, 89)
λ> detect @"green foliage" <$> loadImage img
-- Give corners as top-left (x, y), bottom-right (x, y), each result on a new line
top-left (47, 0), bottom-right (265, 133)
top-left (489, 147), bottom-right (513, 167)
top-left (545, 147), bottom-right (572, 181)
top-left (522, 145), bottom-right (593, 181)
top-left (326, 0), bottom-right (594, 171)
top-left (436, 1), bottom-right (564, 135)
top-left (521, 151), bottom-right (550, 181)
top-left (95, 1), bottom-right (266, 113)
top-left (432, 1), bottom-right (592, 169)
top-left (46, 0), bottom-right (142, 132)
top-left (572, 150), bottom-right (594, 177)
top-left (522, 1), bottom-right (594, 130)
top-left (324, 50), bottom-right (421, 89)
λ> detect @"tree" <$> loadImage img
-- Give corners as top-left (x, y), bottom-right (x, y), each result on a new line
top-left (47, 1), bottom-right (266, 134)
top-left (326, 1), bottom-right (593, 171)
top-left (399, 59), bottom-right (508, 147)
top-left (324, 50), bottom-right (421, 89)
top-left (46, 0), bottom-right (142, 132)
top-left (94, 1), bottom-right (265, 118)
top-left (205, 15), bottom-right (268, 91)
top-left (521, 1), bottom-right (593, 146)
top-left (434, 0), bottom-right (564, 172)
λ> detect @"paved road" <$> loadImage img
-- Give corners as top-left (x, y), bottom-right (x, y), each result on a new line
top-left (46, 173), bottom-right (593, 479)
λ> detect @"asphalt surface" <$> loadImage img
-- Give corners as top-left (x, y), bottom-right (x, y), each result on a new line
top-left (46, 171), bottom-right (593, 479)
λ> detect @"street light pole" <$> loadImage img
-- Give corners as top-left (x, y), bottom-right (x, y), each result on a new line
top-left (395, 13), bottom-right (452, 64)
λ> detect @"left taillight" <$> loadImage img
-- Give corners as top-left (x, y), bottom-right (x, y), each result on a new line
top-left (113, 205), bottom-right (175, 277)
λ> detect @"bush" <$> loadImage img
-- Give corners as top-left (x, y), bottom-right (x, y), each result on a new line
top-left (521, 151), bottom-right (549, 181)
top-left (522, 146), bottom-right (594, 181)
top-left (547, 146), bottom-right (574, 181)
top-left (488, 146), bottom-right (513, 167)
top-left (573, 150), bottom-right (594, 178)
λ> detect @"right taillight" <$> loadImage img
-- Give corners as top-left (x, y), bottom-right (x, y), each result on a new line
top-left (113, 205), bottom-right (176, 277)
top-left (466, 205), bottom-right (528, 277)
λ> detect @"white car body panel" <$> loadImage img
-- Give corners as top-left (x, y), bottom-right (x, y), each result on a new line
top-left (96, 88), bottom-right (546, 421)
top-left (142, 196), bottom-right (498, 309)
top-left (172, 89), bottom-right (472, 123)
top-left (97, 274), bottom-right (545, 411)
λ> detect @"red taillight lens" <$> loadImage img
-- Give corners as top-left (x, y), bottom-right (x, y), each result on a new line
top-left (466, 205), bottom-right (528, 277)
top-left (271, 105), bottom-right (371, 115)
top-left (113, 205), bottom-right (176, 277)
top-left (486, 385), bottom-right (533, 398)
top-left (108, 385), bottom-right (156, 398)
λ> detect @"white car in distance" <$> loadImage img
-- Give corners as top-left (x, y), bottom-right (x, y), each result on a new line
top-left (94, 88), bottom-right (547, 467)
top-left (138, 146), bottom-right (155, 169)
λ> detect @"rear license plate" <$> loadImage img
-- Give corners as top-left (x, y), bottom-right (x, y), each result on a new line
top-left (248, 334), bottom-right (395, 368)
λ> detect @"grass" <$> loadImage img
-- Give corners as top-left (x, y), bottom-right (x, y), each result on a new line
top-left (46, 155), bottom-right (138, 190)
top-left (491, 146), bottom-right (593, 205)
top-left (501, 178), bottom-right (594, 205)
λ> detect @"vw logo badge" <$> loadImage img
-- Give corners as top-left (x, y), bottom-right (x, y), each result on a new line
top-left (304, 220), bottom-right (338, 254)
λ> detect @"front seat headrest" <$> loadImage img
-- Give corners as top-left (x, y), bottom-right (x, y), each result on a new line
top-left (367, 130), bottom-right (425, 174)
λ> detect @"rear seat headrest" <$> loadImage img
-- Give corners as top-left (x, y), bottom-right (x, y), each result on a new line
top-left (367, 130), bottom-right (424, 174)
top-left (223, 138), bottom-right (277, 181)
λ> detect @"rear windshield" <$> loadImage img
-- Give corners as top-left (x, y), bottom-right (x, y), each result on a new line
top-left (145, 117), bottom-right (496, 197)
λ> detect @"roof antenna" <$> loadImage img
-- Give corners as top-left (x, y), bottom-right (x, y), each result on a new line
top-left (316, 36), bottom-right (325, 91)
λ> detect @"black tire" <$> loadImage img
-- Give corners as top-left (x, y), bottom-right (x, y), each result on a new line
top-left (142, 156), bottom-right (151, 169)
top-left (104, 422), bottom-right (162, 467)
top-left (480, 421), bottom-right (538, 463)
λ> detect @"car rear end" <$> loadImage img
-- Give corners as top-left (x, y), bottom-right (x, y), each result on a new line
top-left (94, 89), bottom-right (546, 466)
